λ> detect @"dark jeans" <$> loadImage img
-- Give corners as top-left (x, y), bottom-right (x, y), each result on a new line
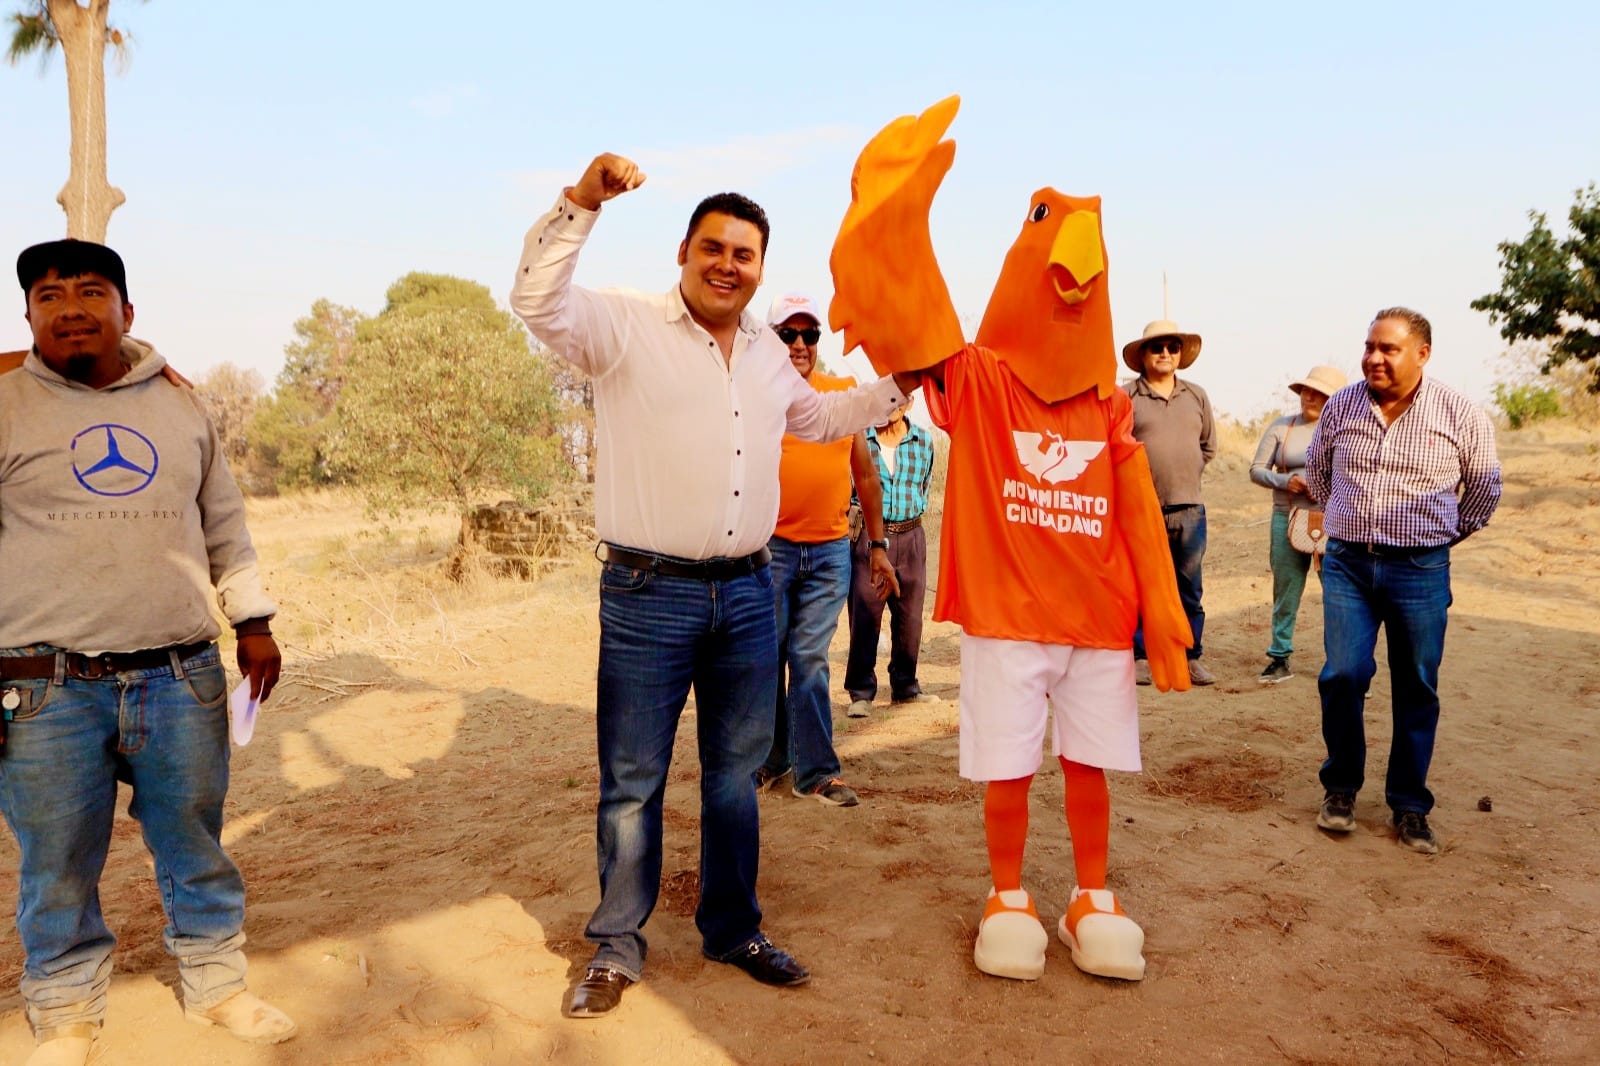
top-left (1318, 539), bottom-right (1452, 815)
top-left (587, 559), bottom-right (777, 980)
top-left (844, 524), bottom-right (928, 701)
top-left (762, 537), bottom-right (850, 793)
top-left (1134, 503), bottom-right (1207, 661)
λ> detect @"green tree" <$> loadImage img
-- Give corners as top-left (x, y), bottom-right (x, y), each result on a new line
top-left (247, 388), bottom-right (332, 492)
top-left (1471, 183), bottom-right (1600, 390)
top-left (246, 299), bottom-right (364, 491)
top-left (281, 298), bottom-right (362, 409)
top-left (5, 0), bottom-right (143, 240)
top-left (378, 272), bottom-right (500, 316)
top-left (333, 275), bottom-right (569, 517)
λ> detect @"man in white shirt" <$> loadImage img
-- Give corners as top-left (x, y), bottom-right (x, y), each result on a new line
top-left (511, 153), bottom-right (910, 1018)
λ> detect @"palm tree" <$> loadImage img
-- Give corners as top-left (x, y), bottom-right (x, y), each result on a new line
top-left (6, 1), bottom-right (142, 242)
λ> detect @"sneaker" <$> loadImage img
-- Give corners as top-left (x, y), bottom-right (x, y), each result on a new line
top-left (1394, 811), bottom-right (1439, 854)
top-left (973, 888), bottom-right (1048, 980)
top-left (891, 692), bottom-right (941, 705)
top-left (753, 766), bottom-right (792, 793)
top-left (1187, 660), bottom-right (1217, 686)
top-left (1134, 659), bottom-right (1152, 686)
top-left (1059, 887), bottom-right (1146, 981)
top-left (846, 699), bottom-right (873, 718)
top-left (1316, 791), bottom-right (1356, 833)
top-left (793, 777), bottom-right (859, 807)
top-left (1258, 657), bottom-right (1293, 684)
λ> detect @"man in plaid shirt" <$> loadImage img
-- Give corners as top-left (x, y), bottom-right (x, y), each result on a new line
top-left (1305, 307), bottom-right (1502, 855)
top-left (844, 400), bottom-right (940, 716)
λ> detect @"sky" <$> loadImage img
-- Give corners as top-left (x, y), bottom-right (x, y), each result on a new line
top-left (3, 0), bottom-right (1598, 421)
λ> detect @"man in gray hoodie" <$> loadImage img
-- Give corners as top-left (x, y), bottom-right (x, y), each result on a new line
top-left (0, 240), bottom-right (295, 1066)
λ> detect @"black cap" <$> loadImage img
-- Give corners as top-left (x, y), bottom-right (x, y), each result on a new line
top-left (17, 239), bottom-right (129, 303)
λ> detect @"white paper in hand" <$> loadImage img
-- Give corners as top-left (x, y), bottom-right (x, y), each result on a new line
top-left (229, 682), bottom-right (259, 746)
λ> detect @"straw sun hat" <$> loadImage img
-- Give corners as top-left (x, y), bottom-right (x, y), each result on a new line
top-left (1121, 319), bottom-right (1202, 374)
top-left (1288, 365), bottom-right (1347, 398)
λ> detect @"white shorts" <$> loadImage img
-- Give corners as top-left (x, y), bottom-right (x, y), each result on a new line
top-left (958, 633), bottom-right (1141, 781)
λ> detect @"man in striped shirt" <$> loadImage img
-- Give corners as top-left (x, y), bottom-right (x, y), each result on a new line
top-left (1304, 307), bottom-right (1502, 855)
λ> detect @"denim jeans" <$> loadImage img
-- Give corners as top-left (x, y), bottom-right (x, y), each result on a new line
top-left (845, 524), bottom-right (928, 703)
top-left (1134, 504), bottom-right (1207, 661)
top-left (588, 559), bottom-right (777, 980)
top-left (0, 643), bottom-right (247, 1036)
top-left (1267, 510), bottom-right (1315, 659)
top-left (1317, 539), bottom-right (1452, 815)
top-left (761, 536), bottom-right (850, 793)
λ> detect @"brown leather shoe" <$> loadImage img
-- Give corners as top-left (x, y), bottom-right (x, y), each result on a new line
top-left (566, 966), bottom-right (632, 1018)
top-left (719, 935), bottom-right (810, 987)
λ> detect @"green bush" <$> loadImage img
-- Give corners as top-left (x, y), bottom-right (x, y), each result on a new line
top-left (1493, 382), bottom-right (1562, 429)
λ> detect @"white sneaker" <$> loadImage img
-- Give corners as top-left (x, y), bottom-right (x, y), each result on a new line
top-left (846, 699), bottom-right (872, 718)
top-left (186, 990), bottom-right (298, 1045)
top-left (972, 888), bottom-right (1048, 980)
top-left (1059, 887), bottom-right (1146, 981)
top-left (25, 1036), bottom-right (95, 1066)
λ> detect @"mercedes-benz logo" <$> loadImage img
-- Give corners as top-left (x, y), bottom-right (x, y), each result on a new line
top-left (71, 423), bottom-right (160, 497)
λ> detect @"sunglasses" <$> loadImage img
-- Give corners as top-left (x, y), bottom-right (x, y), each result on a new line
top-left (775, 326), bottom-right (821, 345)
top-left (1144, 339), bottom-right (1182, 356)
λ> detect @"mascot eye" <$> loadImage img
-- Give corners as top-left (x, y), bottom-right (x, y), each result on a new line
top-left (1029, 203), bottom-right (1050, 223)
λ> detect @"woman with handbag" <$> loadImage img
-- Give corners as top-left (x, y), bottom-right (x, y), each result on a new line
top-left (1249, 365), bottom-right (1347, 683)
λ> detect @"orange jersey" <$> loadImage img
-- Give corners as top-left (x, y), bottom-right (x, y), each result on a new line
top-left (927, 346), bottom-right (1143, 647)
top-left (774, 371), bottom-right (857, 542)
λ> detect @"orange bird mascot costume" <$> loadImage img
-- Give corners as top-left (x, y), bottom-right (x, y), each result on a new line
top-left (830, 97), bottom-right (1192, 982)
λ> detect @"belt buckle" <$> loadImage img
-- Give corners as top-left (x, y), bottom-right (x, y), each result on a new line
top-left (75, 654), bottom-right (111, 680)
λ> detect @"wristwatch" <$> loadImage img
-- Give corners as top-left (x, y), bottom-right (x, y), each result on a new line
top-left (868, 539), bottom-right (889, 551)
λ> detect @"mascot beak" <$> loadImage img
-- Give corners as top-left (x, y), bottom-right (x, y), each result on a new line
top-left (1049, 210), bottom-right (1105, 306)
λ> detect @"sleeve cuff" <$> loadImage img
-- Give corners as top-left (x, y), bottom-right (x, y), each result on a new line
top-left (548, 192), bottom-right (601, 238)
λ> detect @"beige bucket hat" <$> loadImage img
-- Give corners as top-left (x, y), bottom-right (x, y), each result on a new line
top-left (1289, 365), bottom-right (1347, 398)
top-left (1121, 319), bottom-right (1202, 374)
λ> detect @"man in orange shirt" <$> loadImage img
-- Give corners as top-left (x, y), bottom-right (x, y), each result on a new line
top-left (755, 293), bottom-right (897, 808)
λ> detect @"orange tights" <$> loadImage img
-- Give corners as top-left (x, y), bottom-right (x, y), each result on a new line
top-left (982, 757), bottom-right (1109, 892)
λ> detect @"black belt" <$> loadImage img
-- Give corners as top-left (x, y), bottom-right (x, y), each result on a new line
top-left (0, 641), bottom-right (215, 682)
top-left (1331, 538), bottom-right (1441, 559)
top-left (884, 515), bottom-right (923, 535)
top-left (602, 544), bottom-right (771, 582)
top-left (1161, 503), bottom-right (1200, 514)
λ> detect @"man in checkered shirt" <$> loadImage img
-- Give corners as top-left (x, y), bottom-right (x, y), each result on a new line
top-left (843, 399), bottom-right (940, 716)
top-left (1304, 307), bottom-right (1502, 855)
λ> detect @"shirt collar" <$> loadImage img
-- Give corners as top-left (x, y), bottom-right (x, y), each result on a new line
top-left (664, 285), bottom-right (765, 339)
top-left (1134, 375), bottom-right (1188, 398)
top-left (1364, 374), bottom-right (1431, 411)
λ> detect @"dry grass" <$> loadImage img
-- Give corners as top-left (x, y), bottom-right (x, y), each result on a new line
top-left (658, 869), bottom-right (700, 917)
top-left (1142, 749), bottom-right (1285, 812)
top-left (241, 489), bottom-right (597, 670)
top-left (1415, 933), bottom-right (1537, 1060)
top-left (873, 782), bottom-right (983, 806)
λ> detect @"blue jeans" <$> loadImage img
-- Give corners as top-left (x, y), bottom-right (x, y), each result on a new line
top-left (1317, 539), bottom-right (1452, 815)
top-left (1267, 510), bottom-right (1315, 659)
top-left (1134, 504), bottom-right (1207, 661)
top-left (762, 536), bottom-right (850, 793)
top-left (588, 560), bottom-right (777, 980)
top-left (0, 643), bottom-right (246, 1037)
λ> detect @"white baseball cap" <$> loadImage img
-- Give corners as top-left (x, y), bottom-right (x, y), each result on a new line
top-left (766, 292), bottom-right (823, 327)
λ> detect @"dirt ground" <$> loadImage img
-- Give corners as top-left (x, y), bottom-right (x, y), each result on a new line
top-left (1, 422), bottom-right (1597, 1065)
